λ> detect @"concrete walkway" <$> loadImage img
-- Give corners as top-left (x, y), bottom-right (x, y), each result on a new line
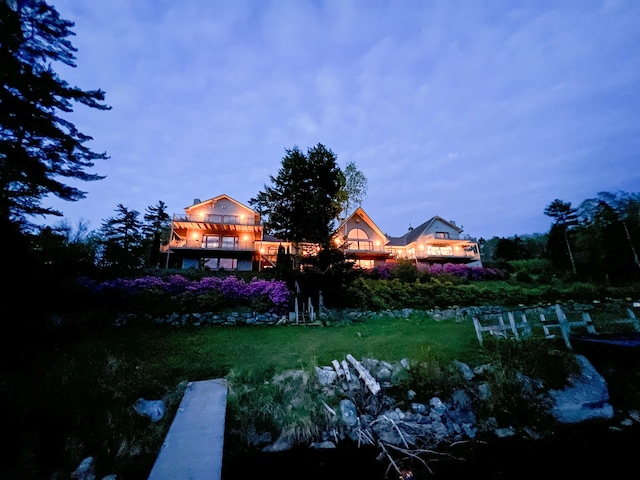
top-left (148, 378), bottom-right (228, 480)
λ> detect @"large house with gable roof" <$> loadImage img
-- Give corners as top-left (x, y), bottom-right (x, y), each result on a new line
top-left (164, 194), bottom-right (482, 271)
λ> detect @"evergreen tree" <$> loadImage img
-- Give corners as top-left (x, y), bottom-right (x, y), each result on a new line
top-left (98, 204), bottom-right (144, 271)
top-left (143, 200), bottom-right (170, 268)
top-left (249, 143), bottom-right (346, 256)
top-left (0, 0), bottom-right (110, 232)
top-left (544, 199), bottom-right (579, 275)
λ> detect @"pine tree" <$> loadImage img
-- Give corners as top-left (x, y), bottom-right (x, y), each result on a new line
top-left (544, 199), bottom-right (579, 275)
top-left (98, 204), bottom-right (144, 271)
top-left (143, 200), bottom-right (171, 268)
top-left (0, 0), bottom-right (110, 232)
top-left (249, 143), bottom-right (346, 249)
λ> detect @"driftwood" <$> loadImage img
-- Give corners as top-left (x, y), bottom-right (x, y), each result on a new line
top-left (346, 354), bottom-right (381, 395)
top-left (331, 360), bottom-right (345, 379)
top-left (341, 360), bottom-right (352, 381)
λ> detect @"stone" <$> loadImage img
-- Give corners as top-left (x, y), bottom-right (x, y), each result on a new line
top-left (133, 398), bottom-right (166, 422)
top-left (548, 354), bottom-right (614, 424)
top-left (340, 399), bottom-right (358, 427)
top-left (262, 433), bottom-right (293, 452)
top-left (71, 456), bottom-right (95, 480)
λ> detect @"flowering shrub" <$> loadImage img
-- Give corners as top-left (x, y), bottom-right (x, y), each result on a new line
top-left (84, 275), bottom-right (291, 314)
top-left (427, 263), bottom-right (508, 281)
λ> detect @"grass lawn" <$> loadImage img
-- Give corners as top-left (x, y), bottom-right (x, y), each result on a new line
top-left (0, 313), bottom-right (485, 480)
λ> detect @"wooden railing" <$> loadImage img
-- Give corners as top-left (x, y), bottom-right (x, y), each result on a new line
top-left (173, 213), bottom-right (261, 226)
top-left (168, 239), bottom-right (255, 250)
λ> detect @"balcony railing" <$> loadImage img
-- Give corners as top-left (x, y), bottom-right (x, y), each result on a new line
top-left (392, 250), bottom-right (480, 260)
top-left (169, 239), bottom-right (255, 250)
top-left (172, 213), bottom-right (261, 226)
top-left (421, 233), bottom-right (478, 242)
top-left (342, 245), bottom-right (388, 253)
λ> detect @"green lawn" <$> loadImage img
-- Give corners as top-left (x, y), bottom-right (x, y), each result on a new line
top-left (1, 313), bottom-right (485, 480)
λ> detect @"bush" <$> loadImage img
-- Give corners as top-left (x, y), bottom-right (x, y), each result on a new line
top-left (515, 271), bottom-right (533, 283)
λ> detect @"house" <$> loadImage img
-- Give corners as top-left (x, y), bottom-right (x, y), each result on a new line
top-left (332, 207), bottom-right (482, 269)
top-left (166, 194), bottom-right (264, 271)
top-left (165, 194), bottom-right (482, 270)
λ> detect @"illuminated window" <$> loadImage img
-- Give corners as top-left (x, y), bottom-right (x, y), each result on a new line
top-left (221, 236), bottom-right (238, 249)
top-left (202, 235), bottom-right (220, 248)
top-left (355, 259), bottom-right (374, 269)
top-left (435, 231), bottom-right (450, 239)
top-left (428, 246), bottom-right (453, 256)
top-left (347, 228), bottom-right (372, 251)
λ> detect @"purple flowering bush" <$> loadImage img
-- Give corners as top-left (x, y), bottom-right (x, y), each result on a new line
top-left (84, 275), bottom-right (291, 315)
top-left (426, 263), bottom-right (508, 281)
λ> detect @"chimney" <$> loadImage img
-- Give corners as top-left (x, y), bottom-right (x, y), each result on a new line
top-left (193, 198), bottom-right (201, 205)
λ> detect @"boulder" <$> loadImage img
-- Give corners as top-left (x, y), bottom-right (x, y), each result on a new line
top-left (548, 354), bottom-right (614, 423)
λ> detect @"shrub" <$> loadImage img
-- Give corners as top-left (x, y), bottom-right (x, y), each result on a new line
top-left (515, 271), bottom-right (533, 283)
top-left (84, 275), bottom-right (291, 315)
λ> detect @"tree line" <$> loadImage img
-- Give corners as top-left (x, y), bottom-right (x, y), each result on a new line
top-left (479, 191), bottom-right (640, 284)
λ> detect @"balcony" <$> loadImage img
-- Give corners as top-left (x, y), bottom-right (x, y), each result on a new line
top-left (391, 249), bottom-right (480, 262)
top-left (342, 245), bottom-right (388, 253)
top-left (420, 233), bottom-right (478, 245)
top-left (168, 239), bottom-right (255, 251)
top-left (172, 214), bottom-right (262, 232)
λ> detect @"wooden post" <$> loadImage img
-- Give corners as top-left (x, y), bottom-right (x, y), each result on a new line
top-left (555, 304), bottom-right (573, 349)
top-left (473, 317), bottom-right (484, 346)
top-left (507, 312), bottom-right (519, 339)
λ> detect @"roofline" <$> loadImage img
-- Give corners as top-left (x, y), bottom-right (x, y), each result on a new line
top-left (184, 194), bottom-right (256, 213)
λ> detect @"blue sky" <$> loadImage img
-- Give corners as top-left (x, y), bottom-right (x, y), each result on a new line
top-left (48, 0), bottom-right (640, 240)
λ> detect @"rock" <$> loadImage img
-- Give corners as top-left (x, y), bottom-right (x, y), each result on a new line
top-left (494, 427), bottom-right (516, 438)
top-left (71, 456), bottom-right (95, 480)
top-left (316, 366), bottom-right (338, 386)
top-left (262, 433), bottom-right (293, 452)
top-left (455, 360), bottom-right (474, 380)
top-left (548, 354), bottom-right (614, 424)
top-left (340, 399), bottom-right (358, 427)
top-left (310, 440), bottom-right (337, 449)
top-left (133, 398), bottom-right (166, 422)
top-left (429, 397), bottom-right (447, 416)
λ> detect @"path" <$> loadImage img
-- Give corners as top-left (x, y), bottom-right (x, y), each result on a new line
top-left (147, 378), bottom-right (228, 480)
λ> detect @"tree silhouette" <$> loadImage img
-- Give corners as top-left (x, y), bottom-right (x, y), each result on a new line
top-left (0, 0), bottom-right (110, 232)
top-left (544, 199), bottom-right (578, 275)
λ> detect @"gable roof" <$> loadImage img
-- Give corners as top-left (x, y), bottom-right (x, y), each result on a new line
top-left (335, 207), bottom-right (388, 241)
top-left (388, 215), bottom-right (463, 246)
top-left (184, 194), bottom-right (255, 213)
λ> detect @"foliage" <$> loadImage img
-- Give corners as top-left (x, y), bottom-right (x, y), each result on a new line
top-left (473, 338), bottom-right (579, 429)
top-left (83, 274), bottom-right (292, 315)
top-left (249, 143), bottom-right (345, 250)
top-left (97, 204), bottom-right (146, 272)
top-left (0, 0), bottom-right (110, 231)
top-left (226, 364), bottom-right (331, 449)
top-left (341, 161), bottom-right (368, 220)
top-left (142, 200), bottom-right (171, 268)
top-left (389, 351), bottom-right (467, 409)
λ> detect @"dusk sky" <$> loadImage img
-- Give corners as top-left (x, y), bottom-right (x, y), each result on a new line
top-left (47, 0), bottom-right (640, 240)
